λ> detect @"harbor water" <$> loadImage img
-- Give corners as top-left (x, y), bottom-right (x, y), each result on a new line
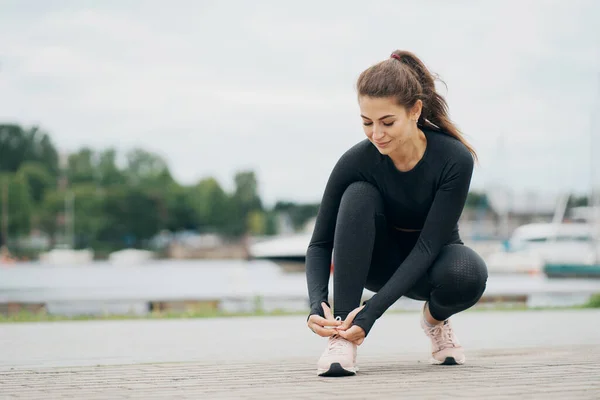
top-left (1, 259), bottom-right (600, 317)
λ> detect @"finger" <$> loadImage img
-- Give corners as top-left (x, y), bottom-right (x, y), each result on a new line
top-left (309, 315), bottom-right (341, 327)
top-left (353, 326), bottom-right (366, 345)
top-left (338, 326), bottom-right (364, 343)
top-left (337, 329), bottom-right (356, 342)
top-left (310, 323), bottom-right (338, 337)
top-left (346, 305), bottom-right (365, 321)
top-left (339, 305), bottom-right (365, 329)
top-left (336, 329), bottom-right (349, 340)
top-left (337, 314), bottom-right (352, 330)
top-left (337, 320), bottom-right (351, 331)
top-left (340, 308), bottom-right (360, 329)
top-left (343, 326), bottom-right (364, 344)
top-left (322, 302), bottom-right (335, 320)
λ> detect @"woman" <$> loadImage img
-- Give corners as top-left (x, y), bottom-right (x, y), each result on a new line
top-left (305, 50), bottom-right (488, 377)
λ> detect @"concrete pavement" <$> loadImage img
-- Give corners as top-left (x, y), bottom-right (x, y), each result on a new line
top-left (1, 309), bottom-right (599, 399)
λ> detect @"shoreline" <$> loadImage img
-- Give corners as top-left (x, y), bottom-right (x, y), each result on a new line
top-left (2, 300), bottom-right (598, 323)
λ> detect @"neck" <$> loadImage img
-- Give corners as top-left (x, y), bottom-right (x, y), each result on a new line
top-left (389, 128), bottom-right (427, 172)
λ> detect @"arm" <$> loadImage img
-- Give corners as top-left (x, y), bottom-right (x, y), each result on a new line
top-left (352, 153), bottom-right (474, 336)
top-left (305, 151), bottom-right (360, 318)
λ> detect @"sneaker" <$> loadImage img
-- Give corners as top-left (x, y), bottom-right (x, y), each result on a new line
top-left (317, 333), bottom-right (358, 377)
top-left (420, 308), bottom-right (465, 365)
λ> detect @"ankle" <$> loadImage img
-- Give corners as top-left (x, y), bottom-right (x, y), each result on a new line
top-left (422, 317), bottom-right (437, 328)
top-left (422, 302), bottom-right (443, 326)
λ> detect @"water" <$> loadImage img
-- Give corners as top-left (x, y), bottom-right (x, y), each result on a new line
top-left (1, 259), bottom-right (600, 316)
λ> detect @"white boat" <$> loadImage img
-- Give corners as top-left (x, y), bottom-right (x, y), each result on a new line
top-left (248, 233), bottom-right (312, 263)
top-left (108, 249), bottom-right (155, 265)
top-left (38, 247), bottom-right (94, 266)
top-left (486, 221), bottom-right (598, 274)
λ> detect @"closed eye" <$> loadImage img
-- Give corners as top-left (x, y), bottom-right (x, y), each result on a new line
top-left (363, 121), bottom-right (394, 127)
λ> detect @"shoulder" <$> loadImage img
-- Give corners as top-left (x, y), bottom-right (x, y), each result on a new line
top-left (335, 139), bottom-right (381, 167)
top-left (426, 129), bottom-right (474, 170)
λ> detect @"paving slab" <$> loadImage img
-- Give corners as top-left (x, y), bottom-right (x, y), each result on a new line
top-left (1, 309), bottom-right (599, 399)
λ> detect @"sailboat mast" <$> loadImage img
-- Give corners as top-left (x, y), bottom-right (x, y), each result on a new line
top-left (591, 73), bottom-right (600, 264)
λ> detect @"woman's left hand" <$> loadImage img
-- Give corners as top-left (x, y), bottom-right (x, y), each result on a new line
top-left (335, 305), bottom-right (366, 345)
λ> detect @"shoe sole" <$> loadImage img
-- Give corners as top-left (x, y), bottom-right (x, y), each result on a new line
top-left (431, 356), bottom-right (465, 365)
top-left (317, 363), bottom-right (357, 377)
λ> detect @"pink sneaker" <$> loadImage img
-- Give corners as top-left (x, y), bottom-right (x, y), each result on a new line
top-left (421, 312), bottom-right (465, 365)
top-left (317, 334), bottom-right (358, 377)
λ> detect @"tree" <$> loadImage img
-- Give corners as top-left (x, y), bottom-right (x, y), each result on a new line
top-left (67, 148), bottom-right (97, 185)
top-left (228, 170), bottom-right (263, 235)
top-left (0, 173), bottom-right (32, 236)
top-left (124, 148), bottom-right (173, 187)
top-left (39, 187), bottom-right (65, 246)
top-left (465, 191), bottom-right (489, 209)
top-left (70, 184), bottom-right (107, 248)
top-left (188, 177), bottom-right (232, 233)
top-left (16, 161), bottom-right (55, 204)
top-left (0, 124), bottom-right (59, 177)
top-left (263, 211), bottom-right (278, 236)
top-left (165, 183), bottom-right (196, 231)
top-left (233, 171), bottom-right (262, 212)
top-left (97, 148), bottom-right (126, 187)
top-left (98, 186), bottom-right (162, 248)
top-left (247, 210), bottom-right (267, 235)
top-left (273, 201), bottom-right (320, 231)
top-left (568, 195), bottom-right (588, 208)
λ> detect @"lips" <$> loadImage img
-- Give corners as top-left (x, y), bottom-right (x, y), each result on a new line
top-left (374, 140), bottom-right (391, 147)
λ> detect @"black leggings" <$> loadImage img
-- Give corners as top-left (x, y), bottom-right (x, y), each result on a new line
top-left (333, 182), bottom-right (488, 322)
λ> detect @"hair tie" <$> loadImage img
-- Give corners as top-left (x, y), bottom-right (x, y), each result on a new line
top-left (390, 54), bottom-right (402, 61)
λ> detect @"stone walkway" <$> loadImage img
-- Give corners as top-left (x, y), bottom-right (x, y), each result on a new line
top-left (1, 309), bottom-right (599, 399)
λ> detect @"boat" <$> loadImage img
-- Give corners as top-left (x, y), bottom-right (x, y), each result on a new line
top-left (543, 77), bottom-right (600, 278)
top-left (487, 221), bottom-right (598, 275)
top-left (248, 232), bottom-right (312, 263)
top-left (108, 249), bottom-right (155, 265)
top-left (38, 247), bottom-right (94, 266)
top-left (542, 206), bottom-right (600, 278)
top-left (543, 262), bottom-right (600, 278)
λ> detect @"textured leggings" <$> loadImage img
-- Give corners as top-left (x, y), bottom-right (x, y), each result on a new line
top-left (333, 182), bottom-right (488, 322)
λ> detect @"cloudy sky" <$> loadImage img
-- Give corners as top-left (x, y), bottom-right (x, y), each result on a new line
top-left (1, 0), bottom-right (599, 206)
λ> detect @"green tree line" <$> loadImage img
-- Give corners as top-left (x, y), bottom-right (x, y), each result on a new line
top-left (0, 124), bottom-right (321, 254)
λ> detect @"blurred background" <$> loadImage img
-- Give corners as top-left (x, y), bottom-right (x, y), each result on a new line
top-left (1, 0), bottom-right (599, 319)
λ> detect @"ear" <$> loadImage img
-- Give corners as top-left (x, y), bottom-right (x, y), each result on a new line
top-left (410, 100), bottom-right (423, 120)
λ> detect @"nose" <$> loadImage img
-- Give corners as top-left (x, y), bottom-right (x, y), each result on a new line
top-left (372, 124), bottom-right (385, 140)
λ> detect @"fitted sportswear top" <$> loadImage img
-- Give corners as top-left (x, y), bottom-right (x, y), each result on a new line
top-left (305, 128), bottom-right (475, 336)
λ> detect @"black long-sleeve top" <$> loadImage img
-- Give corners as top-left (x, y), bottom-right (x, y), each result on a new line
top-left (305, 128), bottom-right (474, 336)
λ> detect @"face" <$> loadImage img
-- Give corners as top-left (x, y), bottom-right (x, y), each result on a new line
top-left (358, 96), bottom-right (421, 155)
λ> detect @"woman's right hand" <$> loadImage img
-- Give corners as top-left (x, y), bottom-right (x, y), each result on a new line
top-left (307, 302), bottom-right (342, 337)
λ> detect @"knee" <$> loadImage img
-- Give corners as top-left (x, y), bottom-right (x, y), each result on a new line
top-left (432, 245), bottom-right (488, 302)
top-left (339, 182), bottom-right (384, 219)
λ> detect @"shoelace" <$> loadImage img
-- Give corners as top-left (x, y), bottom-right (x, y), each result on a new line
top-left (328, 336), bottom-right (351, 355)
top-left (328, 316), bottom-right (350, 355)
top-left (428, 322), bottom-right (456, 350)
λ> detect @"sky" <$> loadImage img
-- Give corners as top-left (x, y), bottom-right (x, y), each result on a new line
top-left (1, 0), bottom-right (599, 207)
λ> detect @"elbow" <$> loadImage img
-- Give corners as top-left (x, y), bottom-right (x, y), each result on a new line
top-left (416, 236), bottom-right (437, 262)
top-left (307, 239), bottom-right (332, 252)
